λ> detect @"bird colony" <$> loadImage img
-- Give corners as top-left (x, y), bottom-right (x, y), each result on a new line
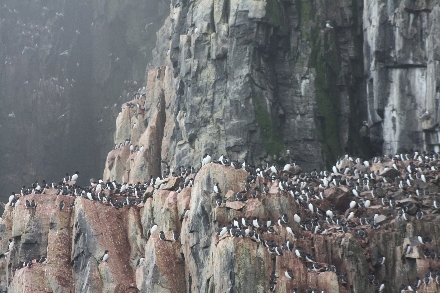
top-left (2, 151), bottom-right (440, 293)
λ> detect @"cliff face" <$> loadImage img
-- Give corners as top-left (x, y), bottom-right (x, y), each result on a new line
top-left (364, 0), bottom-right (440, 155)
top-left (1, 157), bottom-right (440, 293)
top-left (103, 0), bottom-right (368, 184)
top-left (3, 0), bottom-right (439, 208)
top-left (104, 0), bottom-right (440, 185)
top-left (0, 0), bottom-right (168, 205)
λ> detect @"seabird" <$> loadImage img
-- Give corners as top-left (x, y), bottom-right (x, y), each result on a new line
top-left (285, 269), bottom-right (294, 279)
top-left (217, 227), bottom-right (227, 237)
top-left (8, 239), bottom-right (14, 251)
top-left (252, 217), bottom-right (261, 228)
top-left (173, 231), bottom-right (179, 241)
top-left (349, 200), bottom-right (357, 209)
top-left (213, 183), bottom-right (221, 194)
top-left (286, 226), bottom-right (294, 237)
top-left (136, 257), bottom-right (145, 267)
top-left (148, 224), bottom-right (158, 238)
top-left (159, 231), bottom-right (166, 241)
top-left (281, 214), bottom-right (288, 224)
top-left (404, 244), bottom-right (411, 254)
top-left (269, 281), bottom-right (276, 291)
top-left (375, 255), bottom-right (385, 267)
top-left (201, 154), bottom-right (211, 166)
top-left (338, 237), bottom-right (344, 247)
top-left (8, 192), bottom-right (16, 204)
top-left (215, 195), bottom-right (222, 206)
top-left (101, 250), bottom-right (109, 262)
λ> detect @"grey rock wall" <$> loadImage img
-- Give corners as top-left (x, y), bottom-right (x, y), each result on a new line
top-left (364, 0), bottom-right (440, 155)
top-left (105, 0), bottom-right (369, 184)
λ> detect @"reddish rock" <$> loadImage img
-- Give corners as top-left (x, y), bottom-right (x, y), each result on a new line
top-left (142, 186), bottom-right (154, 200)
top-left (160, 177), bottom-right (180, 190)
top-left (225, 201), bottom-right (246, 210)
top-left (324, 186), bottom-right (352, 213)
top-left (225, 190), bottom-right (235, 200)
top-left (73, 198), bottom-right (137, 291)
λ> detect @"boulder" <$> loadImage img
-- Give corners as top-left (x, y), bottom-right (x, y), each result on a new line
top-left (324, 186), bottom-right (352, 213)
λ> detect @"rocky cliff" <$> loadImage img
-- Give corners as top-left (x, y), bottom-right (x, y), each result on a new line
top-left (364, 0), bottom-right (440, 155)
top-left (2, 0), bottom-right (440, 292)
top-left (103, 0), bottom-right (440, 185)
top-left (1, 154), bottom-right (440, 293)
top-left (108, 0), bottom-right (368, 178)
top-left (3, 0), bottom-right (440, 208)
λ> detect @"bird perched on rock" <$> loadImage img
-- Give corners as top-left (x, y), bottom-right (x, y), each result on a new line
top-left (37, 256), bottom-right (47, 264)
top-left (101, 250), bottom-right (109, 262)
top-left (215, 195), bottom-right (222, 207)
top-left (147, 224), bottom-right (158, 239)
top-left (173, 231), bottom-right (179, 241)
top-left (213, 183), bottom-right (221, 194)
top-left (71, 171), bottom-right (79, 182)
top-left (285, 269), bottom-right (294, 279)
top-left (269, 281), bottom-right (276, 291)
top-left (180, 209), bottom-right (189, 221)
top-left (136, 257), bottom-right (144, 267)
top-left (8, 239), bottom-right (14, 251)
top-left (201, 154), bottom-right (211, 166)
top-left (159, 231), bottom-right (167, 241)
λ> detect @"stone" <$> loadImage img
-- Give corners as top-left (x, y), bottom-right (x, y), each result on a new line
top-left (374, 215), bottom-right (387, 224)
top-left (324, 186), bottom-right (352, 213)
top-left (158, 177), bottom-right (180, 191)
top-left (143, 186), bottom-right (155, 201)
top-left (379, 168), bottom-right (400, 180)
top-left (225, 201), bottom-right (246, 210)
top-left (397, 198), bottom-right (419, 215)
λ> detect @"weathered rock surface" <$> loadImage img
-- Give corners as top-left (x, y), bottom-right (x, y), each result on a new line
top-left (364, 0), bottom-right (440, 155)
top-left (103, 0), bottom-right (371, 185)
top-left (2, 158), bottom-right (440, 292)
top-left (104, 0), bottom-right (440, 187)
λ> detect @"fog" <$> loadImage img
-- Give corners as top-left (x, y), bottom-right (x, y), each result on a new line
top-left (0, 0), bottom-right (168, 213)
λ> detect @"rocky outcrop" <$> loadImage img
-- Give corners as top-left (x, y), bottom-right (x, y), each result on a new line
top-left (2, 156), bottom-right (440, 292)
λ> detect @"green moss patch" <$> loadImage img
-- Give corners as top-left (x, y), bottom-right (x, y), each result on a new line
top-left (253, 94), bottom-right (284, 156)
top-left (310, 26), bottom-right (342, 167)
top-left (299, 1), bottom-right (311, 40)
top-left (266, 0), bottom-right (286, 29)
